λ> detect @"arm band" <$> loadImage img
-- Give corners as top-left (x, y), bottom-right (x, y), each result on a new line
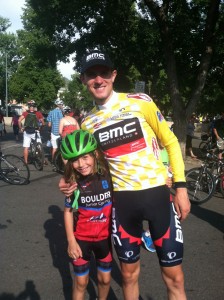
top-left (174, 182), bottom-right (187, 189)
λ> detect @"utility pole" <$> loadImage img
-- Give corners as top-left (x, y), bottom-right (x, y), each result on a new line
top-left (5, 52), bottom-right (8, 117)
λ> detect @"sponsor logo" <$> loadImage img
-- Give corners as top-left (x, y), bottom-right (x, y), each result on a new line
top-left (89, 213), bottom-right (107, 222)
top-left (86, 53), bottom-right (105, 62)
top-left (125, 251), bottom-right (134, 258)
top-left (172, 203), bottom-right (183, 243)
top-left (102, 180), bottom-right (109, 189)
top-left (111, 208), bottom-right (122, 246)
top-left (99, 121), bottom-right (136, 143)
top-left (152, 137), bottom-right (160, 160)
top-left (127, 93), bottom-right (152, 102)
top-left (93, 122), bottom-right (102, 129)
top-left (157, 111), bottom-right (164, 122)
top-left (167, 252), bottom-right (177, 259)
top-left (80, 191), bottom-right (111, 204)
top-left (161, 258), bottom-right (182, 264)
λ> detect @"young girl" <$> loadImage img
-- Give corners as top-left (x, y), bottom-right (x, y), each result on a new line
top-left (60, 130), bottom-right (113, 300)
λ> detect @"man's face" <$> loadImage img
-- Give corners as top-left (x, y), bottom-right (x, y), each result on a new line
top-left (81, 65), bottom-right (117, 105)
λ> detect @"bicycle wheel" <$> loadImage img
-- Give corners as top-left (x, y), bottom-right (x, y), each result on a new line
top-left (33, 142), bottom-right (44, 171)
top-left (53, 150), bottom-right (65, 174)
top-left (186, 167), bottom-right (215, 204)
top-left (0, 154), bottom-right (30, 185)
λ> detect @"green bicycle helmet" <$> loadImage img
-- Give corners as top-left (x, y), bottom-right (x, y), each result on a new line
top-left (60, 130), bottom-right (98, 160)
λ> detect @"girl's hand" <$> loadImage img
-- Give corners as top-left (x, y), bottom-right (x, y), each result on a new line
top-left (59, 177), bottom-right (77, 197)
top-left (68, 239), bottom-right (83, 260)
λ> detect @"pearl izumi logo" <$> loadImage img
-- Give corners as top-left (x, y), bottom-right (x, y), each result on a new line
top-left (167, 252), bottom-right (177, 259)
top-left (86, 53), bottom-right (105, 62)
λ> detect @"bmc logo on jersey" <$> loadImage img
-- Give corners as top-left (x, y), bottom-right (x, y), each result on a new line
top-left (94, 118), bottom-right (146, 156)
top-left (99, 121), bottom-right (136, 143)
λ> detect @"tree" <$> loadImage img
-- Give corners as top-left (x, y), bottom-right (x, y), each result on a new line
top-left (141, 0), bottom-right (222, 154)
top-left (25, 0), bottom-right (224, 154)
top-left (62, 74), bottom-right (94, 112)
top-left (7, 17), bottom-right (64, 109)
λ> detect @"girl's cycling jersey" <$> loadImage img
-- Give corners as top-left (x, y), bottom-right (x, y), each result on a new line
top-left (65, 173), bottom-right (112, 241)
top-left (82, 92), bottom-right (186, 192)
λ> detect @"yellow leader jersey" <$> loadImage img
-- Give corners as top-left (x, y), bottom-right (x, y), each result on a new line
top-left (82, 92), bottom-right (186, 191)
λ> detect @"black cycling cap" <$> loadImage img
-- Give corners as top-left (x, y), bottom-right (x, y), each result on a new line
top-left (80, 50), bottom-right (113, 73)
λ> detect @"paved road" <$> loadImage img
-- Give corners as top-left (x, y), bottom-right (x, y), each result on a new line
top-left (0, 126), bottom-right (224, 300)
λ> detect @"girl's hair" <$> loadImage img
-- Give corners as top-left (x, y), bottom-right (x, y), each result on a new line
top-left (63, 149), bottom-right (109, 184)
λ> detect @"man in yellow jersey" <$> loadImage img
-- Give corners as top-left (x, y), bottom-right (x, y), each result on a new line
top-left (59, 50), bottom-right (190, 300)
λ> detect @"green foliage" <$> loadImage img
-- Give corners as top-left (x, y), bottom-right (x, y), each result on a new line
top-left (2, 0), bottom-right (224, 128)
top-left (62, 73), bottom-right (94, 112)
top-left (9, 57), bottom-right (64, 110)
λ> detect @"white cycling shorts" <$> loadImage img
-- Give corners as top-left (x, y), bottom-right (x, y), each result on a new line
top-left (23, 131), bottom-right (41, 148)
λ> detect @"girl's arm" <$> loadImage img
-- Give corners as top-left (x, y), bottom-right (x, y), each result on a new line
top-left (64, 207), bottom-right (82, 259)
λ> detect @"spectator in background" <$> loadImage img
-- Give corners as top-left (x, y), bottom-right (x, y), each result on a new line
top-left (213, 112), bottom-right (224, 159)
top-left (18, 100), bottom-right (45, 164)
top-left (47, 99), bottom-right (64, 168)
top-left (11, 112), bottom-right (20, 141)
top-left (59, 106), bottom-right (80, 139)
top-left (186, 115), bottom-right (197, 159)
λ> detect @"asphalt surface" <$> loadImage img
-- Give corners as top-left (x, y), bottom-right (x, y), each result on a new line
top-left (0, 125), bottom-right (224, 300)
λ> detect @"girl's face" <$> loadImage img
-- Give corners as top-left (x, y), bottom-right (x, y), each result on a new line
top-left (72, 153), bottom-right (95, 176)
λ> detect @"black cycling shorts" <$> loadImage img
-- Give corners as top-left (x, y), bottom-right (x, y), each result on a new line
top-left (112, 185), bottom-right (184, 267)
top-left (72, 238), bottom-right (112, 276)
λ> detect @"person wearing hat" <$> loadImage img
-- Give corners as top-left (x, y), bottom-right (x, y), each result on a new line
top-left (47, 99), bottom-right (64, 168)
top-left (18, 100), bottom-right (45, 164)
top-left (59, 50), bottom-right (190, 300)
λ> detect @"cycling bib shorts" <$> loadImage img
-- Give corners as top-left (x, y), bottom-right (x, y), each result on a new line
top-left (112, 185), bottom-right (184, 267)
top-left (72, 238), bottom-right (112, 276)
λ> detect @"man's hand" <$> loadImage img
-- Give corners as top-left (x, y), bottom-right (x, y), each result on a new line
top-left (58, 177), bottom-right (77, 197)
top-left (173, 188), bottom-right (191, 221)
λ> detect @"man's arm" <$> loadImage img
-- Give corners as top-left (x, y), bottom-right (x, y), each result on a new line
top-left (58, 177), bottom-right (78, 197)
top-left (213, 127), bottom-right (219, 140)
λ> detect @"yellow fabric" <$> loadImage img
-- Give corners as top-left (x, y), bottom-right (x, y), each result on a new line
top-left (82, 92), bottom-right (185, 191)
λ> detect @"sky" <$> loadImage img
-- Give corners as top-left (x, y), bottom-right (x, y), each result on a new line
top-left (0, 0), bottom-right (74, 79)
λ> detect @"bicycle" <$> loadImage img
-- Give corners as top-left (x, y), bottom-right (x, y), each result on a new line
top-left (28, 130), bottom-right (45, 171)
top-left (52, 138), bottom-right (65, 174)
top-left (208, 151), bottom-right (224, 198)
top-left (186, 151), bottom-right (224, 204)
top-left (198, 134), bottom-right (217, 157)
top-left (0, 151), bottom-right (30, 185)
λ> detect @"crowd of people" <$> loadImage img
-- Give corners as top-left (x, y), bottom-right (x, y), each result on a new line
top-left (1, 49), bottom-right (223, 300)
